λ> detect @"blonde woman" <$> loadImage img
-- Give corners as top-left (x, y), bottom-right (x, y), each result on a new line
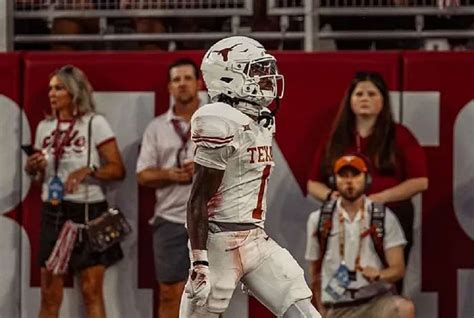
top-left (25, 65), bottom-right (125, 318)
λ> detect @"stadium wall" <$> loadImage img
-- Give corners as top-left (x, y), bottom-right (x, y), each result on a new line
top-left (0, 51), bottom-right (472, 318)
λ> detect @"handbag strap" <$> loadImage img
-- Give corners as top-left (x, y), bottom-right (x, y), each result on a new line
top-left (85, 114), bottom-right (95, 224)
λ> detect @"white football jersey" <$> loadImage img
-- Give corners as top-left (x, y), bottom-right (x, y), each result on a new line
top-left (191, 102), bottom-right (275, 226)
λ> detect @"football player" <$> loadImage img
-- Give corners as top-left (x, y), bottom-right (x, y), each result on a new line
top-left (179, 36), bottom-right (320, 318)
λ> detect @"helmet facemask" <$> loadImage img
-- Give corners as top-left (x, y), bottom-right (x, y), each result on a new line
top-left (236, 57), bottom-right (284, 108)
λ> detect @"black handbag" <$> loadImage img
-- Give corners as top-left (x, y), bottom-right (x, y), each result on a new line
top-left (84, 115), bottom-right (132, 252)
top-left (86, 207), bottom-right (132, 252)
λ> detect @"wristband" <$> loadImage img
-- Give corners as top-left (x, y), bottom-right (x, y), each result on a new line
top-left (192, 260), bottom-right (209, 267)
top-left (192, 249), bottom-right (208, 263)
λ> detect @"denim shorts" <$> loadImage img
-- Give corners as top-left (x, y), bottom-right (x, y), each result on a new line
top-left (152, 216), bottom-right (190, 283)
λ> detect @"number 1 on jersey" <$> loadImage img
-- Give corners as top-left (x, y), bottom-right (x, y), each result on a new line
top-left (252, 165), bottom-right (271, 219)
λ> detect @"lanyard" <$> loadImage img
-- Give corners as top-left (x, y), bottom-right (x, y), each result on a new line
top-left (338, 206), bottom-right (368, 271)
top-left (171, 118), bottom-right (191, 168)
top-left (52, 119), bottom-right (76, 175)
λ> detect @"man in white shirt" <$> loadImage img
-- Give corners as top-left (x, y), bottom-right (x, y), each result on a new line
top-left (305, 154), bottom-right (415, 318)
top-left (136, 58), bottom-right (201, 318)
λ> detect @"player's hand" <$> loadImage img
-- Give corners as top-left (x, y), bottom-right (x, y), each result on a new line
top-left (185, 264), bottom-right (211, 306)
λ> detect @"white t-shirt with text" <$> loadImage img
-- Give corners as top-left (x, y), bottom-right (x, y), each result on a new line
top-left (34, 113), bottom-right (115, 203)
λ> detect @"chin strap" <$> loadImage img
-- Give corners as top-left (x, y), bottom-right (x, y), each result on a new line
top-left (218, 94), bottom-right (281, 128)
top-left (257, 97), bottom-right (280, 128)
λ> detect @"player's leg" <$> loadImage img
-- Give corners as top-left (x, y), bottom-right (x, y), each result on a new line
top-left (240, 234), bottom-right (316, 317)
top-left (282, 298), bottom-right (321, 318)
top-left (180, 231), bottom-right (244, 317)
top-left (179, 295), bottom-right (220, 318)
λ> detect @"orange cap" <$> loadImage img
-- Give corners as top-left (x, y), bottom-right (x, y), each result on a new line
top-left (333, 155), bottom-right (368, 174)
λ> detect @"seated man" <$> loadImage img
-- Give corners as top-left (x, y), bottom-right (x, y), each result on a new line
top-left (305, 154), bottom-right (415, 318)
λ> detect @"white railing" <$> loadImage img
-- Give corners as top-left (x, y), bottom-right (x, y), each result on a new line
top-left (14, 0), bottom-right (253, 17)
top-left (9, 0), bottom-right (474, 51)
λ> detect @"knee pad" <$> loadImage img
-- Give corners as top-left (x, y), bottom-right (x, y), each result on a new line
top-left (282, 298), bottom-right (321, 318)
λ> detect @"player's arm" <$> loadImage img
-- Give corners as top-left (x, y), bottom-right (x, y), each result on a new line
top-left (184, 161), bottom-right (224, 306)
top-left (187, 162), bottom-right (224, 250)
top-left (185, 110), bottom-right (234, 305)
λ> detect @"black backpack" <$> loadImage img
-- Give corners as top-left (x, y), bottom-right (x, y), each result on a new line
top-left (316, 200), bottom-right (388, 268)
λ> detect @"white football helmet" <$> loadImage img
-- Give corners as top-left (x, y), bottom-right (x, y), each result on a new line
top-left (201, 36), bottom-right (284, 108)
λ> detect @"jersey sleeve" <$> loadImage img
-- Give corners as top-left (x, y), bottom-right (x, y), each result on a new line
top-left (191, 114), bottom-right (236, 170)
top-left (91, 114), bottom-right (116, 148)
top-left (194, 146), bottom-right (234, 170)
top-left (305, 211), bottom-right (322, 261)
top-left (191, 114), bottom-right (235, 149)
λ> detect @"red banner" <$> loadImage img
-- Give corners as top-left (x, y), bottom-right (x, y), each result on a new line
top-left (403, 51), bottom-right (474, 318)
top-left (1, 51), bottom-right (471, 318)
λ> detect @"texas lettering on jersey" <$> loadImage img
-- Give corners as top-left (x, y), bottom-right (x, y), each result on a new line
top-left (247, 145), bottom-right (273, 164)
top-left (192, 102), bottom-right (275, 225)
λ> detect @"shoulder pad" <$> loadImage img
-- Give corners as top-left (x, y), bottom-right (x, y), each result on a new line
top-left (194, 103), bottom-right (252, 125)
top-left (192, 103), bottom-right (247, 148)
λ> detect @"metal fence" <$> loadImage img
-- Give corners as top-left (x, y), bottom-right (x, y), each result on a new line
top-left (9, 0), bottom-right (474, 51)
top-left (14, 0), bottom-right (252, 17)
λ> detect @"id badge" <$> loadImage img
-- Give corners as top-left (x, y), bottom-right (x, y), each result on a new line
top-left (48, 175), bottom-right (64, 205)
top-left (325, 263), bottom-right (350, 300)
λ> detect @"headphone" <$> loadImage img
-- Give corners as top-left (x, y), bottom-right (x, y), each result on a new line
top-left (328, 154), bottom-right (372, 192)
